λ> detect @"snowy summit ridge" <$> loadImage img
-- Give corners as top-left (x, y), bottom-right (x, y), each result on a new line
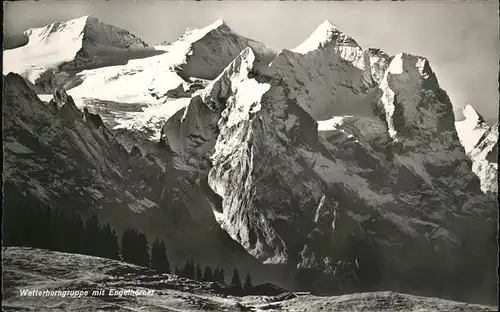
top-left (3, 15), bottom-right (151, 91)
top-left (293, 20), bottom-right (359, 54)
top-left (210, 18), bottom-right (227, 28)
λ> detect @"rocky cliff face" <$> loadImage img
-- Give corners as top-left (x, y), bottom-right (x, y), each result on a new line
top-left (3, 72), bottom-right (153, 213)
top-left (2, 72), bottom-right (291, 289)
top-left (175, 19), bottom-right (277, 81)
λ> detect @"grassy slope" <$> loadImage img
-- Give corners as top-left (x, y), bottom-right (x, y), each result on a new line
top-left (2, 247), bottom-right (496, 312)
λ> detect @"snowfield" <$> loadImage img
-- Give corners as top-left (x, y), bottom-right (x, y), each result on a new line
top-left (21, 18), bottom-right (275, 146)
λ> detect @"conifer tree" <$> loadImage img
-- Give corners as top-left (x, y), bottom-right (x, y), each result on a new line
top-left (195, 264), bottom-right (203, 281)
top-left (203, 266), bottom-right (214, 282)
top-left (39, 205), bottom-right (53, 250)
top-left (180, 262), bottom-right (187, 278)
top-left (181, 260), bottom-right (195, 279)
top-left (184, 260), bottom-right (195, 279)
top-left (213, 267), bottom-right (220, 282)
top-left (58, 209), bottom-right (72, 252)
top-left (150, 238), bottom-right (170, 273)
top-left (100, 222), bottom-right (120, 260)
top-left (121, 228), bottom-right (150, 267)
top-left (21, 198), bottom-right (36, 247)
top-left (96, 222), bottom-right (110, 258)
top-left (84, 214), bottom-right (101, 256)
top-left (175, 266), bottom-right (180, 276)
top-left (214, 266), bottom-right (225, 284)
top-left (219, 267), bottom-right (226, 283)
top-left (243, 271), bottom-right (253, 291)
top-left (69, 213), bottom-right (85, 254)
top-left (1, 187), bottom-right (121, 263)
top-left (2, 193), bottom-right (16, 247)
top-left (121, 228), bottom-right (132, 263)
top-left (59, 210), bottom-right (72, 249)
top-left (109, 227), bottom-right (120, 260)
top-left (231, 267), bottom-right (242, 290)
top-left (136, 232), bottom-right (150, 267)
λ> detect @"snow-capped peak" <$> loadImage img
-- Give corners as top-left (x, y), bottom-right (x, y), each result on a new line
top-left (210, 18), bottom-right (227, 29)
top-left (387, 53), bottom-right (433, 77)
top-left (173, 18), bottom-right (273, 80)
top-left (316, 19), bottom-right (338, 34)
top-left (292, 20), bottom-right (358, 54)
top-left (182, 18), bottom-right (232, 41)
top-left (3, 15), bottom-right (151, 88)
top-left (462, 104), bottom-right (485, 124)
top-left (378, 52), bottom-right (455, 140)
top-left (23, 15), bottom-right (90, 43)
top-left (22, 15), bottom-right (134, 45)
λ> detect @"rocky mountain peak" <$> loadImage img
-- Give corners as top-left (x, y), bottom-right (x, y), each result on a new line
top-left (23, 15), bottom-right (89, 43)
top-left (209, 18), bottom-right (230, 30)
top-left (22, 15), bottom-right (148, 49)
top-left (182, 18), bottom-right (232, 37)
top-left (292, 20), bottom-right (359, 54)
top-left (378, 52), bottom-right (455, 140)
top-left (48, 87), bottom-right (83, 121)
top-left (174, 20), bottom-right (274, 81)
top-left (4, 15), bottom-right (151, 92)
top-left (129, 145), bottom-right (144, 158)
top-left (80, 16), bottom-right (149, 49)
top-left (83, 107), bottom-right (108, 130)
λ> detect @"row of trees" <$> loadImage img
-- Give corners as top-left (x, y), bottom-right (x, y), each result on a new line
top-left (3, 198), bottom-right (120, 259)
top-left (3, 193), bottom-right (253, 291)
top-left (3, 197), bottom-right (171, 274)
top-left (174, 260), bottom-right (225, 282)
top-left (175, 260), bottom-right (253, 290)
top-left (120, 228), bottom-right (172, 274)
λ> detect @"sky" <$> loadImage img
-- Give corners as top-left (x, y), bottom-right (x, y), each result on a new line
top-left (3, 1), bottom-right (499, 124)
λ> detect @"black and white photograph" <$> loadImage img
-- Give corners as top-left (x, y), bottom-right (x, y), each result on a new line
top-left (2, 1), bottom-right (498, 311)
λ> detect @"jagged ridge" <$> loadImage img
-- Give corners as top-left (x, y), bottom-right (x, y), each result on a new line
top-left (175, 19), bottom-right (277, 80)
top-left (162, 21), bottom-right (498, 304)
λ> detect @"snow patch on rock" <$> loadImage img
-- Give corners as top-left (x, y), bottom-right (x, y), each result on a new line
top-left (455, 105), bottom-right (498, 193)
top-left (455, 105), bottom-right (488, 153)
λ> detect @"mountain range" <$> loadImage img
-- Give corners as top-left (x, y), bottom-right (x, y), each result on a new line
top-left (2, 15), bottom-right (498, 307)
